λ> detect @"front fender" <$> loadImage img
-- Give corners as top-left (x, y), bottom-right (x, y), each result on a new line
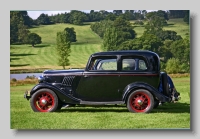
top-left (29, 83), bottom-right (80, 104)
top-left (122, 82), bottom-right (171, 103)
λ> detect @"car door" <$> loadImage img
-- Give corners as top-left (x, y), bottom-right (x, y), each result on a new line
top-left (118, 56), bottom-right (158, 93)
top-left (76, 56), bottom-right (121, 101)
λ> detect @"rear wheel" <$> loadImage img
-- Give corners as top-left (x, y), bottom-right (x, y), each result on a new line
top-left (127, 89), bottom-right (154, 113)
top-left (30, 89), bottom-right (59, 112)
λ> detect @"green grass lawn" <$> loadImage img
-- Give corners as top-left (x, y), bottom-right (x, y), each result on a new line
top-left (10, 23), bottom-right (102, 71)
top-left (10, 77), bottom-right (190, 129)
top-left (10, 18), bottom-right (189, 72)
top-left (132, 18), bottom-right (189, 38)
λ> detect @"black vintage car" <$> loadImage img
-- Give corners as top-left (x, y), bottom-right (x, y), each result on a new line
top-left (24, 50), bottom-right (179, 113)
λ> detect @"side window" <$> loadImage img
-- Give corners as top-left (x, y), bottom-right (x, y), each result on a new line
top-left (89, 57), bottom-right (117, 71)
top-left (97, 59), bottom-right (117, 70)
top-left (139, 60), bottom-right (147, 70)
top-left (122, 59), bottom-right (136, 71)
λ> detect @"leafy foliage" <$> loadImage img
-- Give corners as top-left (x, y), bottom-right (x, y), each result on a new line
top-left (27, 33), bottom-right (42, 47)
top-left (118, 39), bottom-right (142, 50)
top-left (113, 17), bottom-right (137, 40)
top-left (155, 30), bottom-right (182, 41)
top-left (183, 10), bottom-right (189, 24)
top-left (170, 37), bottom-right (190, 64)
top-left (144, 16), bottom-right (166, 35)
top-left (10, 11), bottom-right (32, 44)
top-left (69, 10), bottom-right (88, 25)
top-left (101, 27), bottom-right (122, 51)
top-left (56, 31), bottom-right (71, 69)
top-left (166, 58), bottom-right (181, 74)
top-left (36, 13), bottom-right (51, 25)
top-left (17, 23), bottom-right (30, 43)
top-left (90, 20), bottom-right (114, 38)
top-left (64, 27), bottom-right (77, 42)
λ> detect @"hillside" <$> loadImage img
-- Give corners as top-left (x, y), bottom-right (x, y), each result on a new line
top-left (10, 18), bottom-right (189, 73)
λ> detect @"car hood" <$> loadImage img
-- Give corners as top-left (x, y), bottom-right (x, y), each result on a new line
top-left (43, 69), bottom-right (84, 76)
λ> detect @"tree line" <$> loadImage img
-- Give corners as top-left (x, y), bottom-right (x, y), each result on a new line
top-left (10, 11), bottom-right (41, 46)
top-left (91, 11), bottom-right (190, 73)
top-left (10, 10), bottom-right (190, 73)
top-left (36, 10), bottom-right (189, 25)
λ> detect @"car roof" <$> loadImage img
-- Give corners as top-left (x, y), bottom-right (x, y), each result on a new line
top-left (91, 50), bottom-right (159, 57)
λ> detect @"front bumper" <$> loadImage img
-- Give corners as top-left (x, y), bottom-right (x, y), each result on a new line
top-left (24, 90), bottom-right (31, 100)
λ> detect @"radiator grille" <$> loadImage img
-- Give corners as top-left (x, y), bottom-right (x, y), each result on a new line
top-left (62, 76), bottom-right (75, 86)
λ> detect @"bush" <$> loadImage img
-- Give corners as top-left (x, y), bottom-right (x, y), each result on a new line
top-left (166, 58), bottom-right (181, 74)
top-left (11, 78), bottom-right (17, 82)
top-left (10, 78), bottom-right (38, 86)
top-left (26, 75), bottom-right (36, 79)
top-left (180, 63), bottom-right (190, 73)
top-left (160, 61), bottom-right (166, 72)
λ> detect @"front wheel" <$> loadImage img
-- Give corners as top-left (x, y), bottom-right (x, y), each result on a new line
top-left (127, 89), bottom-right (154, 113)
top-left (30, 88), bottom-right (59, 112)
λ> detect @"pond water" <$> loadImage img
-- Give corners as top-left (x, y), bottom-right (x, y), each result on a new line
top-left (10, 73), bottom-right (42, 80)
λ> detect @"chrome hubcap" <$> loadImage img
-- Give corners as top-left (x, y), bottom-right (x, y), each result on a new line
top-left (137, 100), bottom-right (143, 105)
top-left (41, 99), bottom-right (47, 105)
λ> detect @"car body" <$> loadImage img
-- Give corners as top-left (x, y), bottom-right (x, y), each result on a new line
top-left (24, 50), bottom-right (176, 113)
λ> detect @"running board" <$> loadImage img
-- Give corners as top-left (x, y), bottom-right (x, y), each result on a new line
top-left (80, 101), bottom-right (124, 105)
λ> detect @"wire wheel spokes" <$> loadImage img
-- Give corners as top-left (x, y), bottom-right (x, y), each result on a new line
top-left (34, 92), bottom-right (55, 112)
top-left (130, 92), bottom-right (150, 112)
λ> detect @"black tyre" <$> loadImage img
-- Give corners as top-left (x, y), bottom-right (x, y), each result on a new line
top-left (56, 103), bottom-right (63, 111)
top-left (30, 88), bottom-right (59, 112)
top-left (127, 89), bottom-right (154, 113)
top-left (161, 73), bottom-right (170, 97)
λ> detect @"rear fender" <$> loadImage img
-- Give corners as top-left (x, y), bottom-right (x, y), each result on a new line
top-left (29, 83), bottom-right (80, 104)
top-left (122, 82), bottom-right (171, 103)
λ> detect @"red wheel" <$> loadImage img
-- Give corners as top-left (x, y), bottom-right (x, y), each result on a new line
top-left (127, 89), bottom-right (154, 113)
top-left (30, 89), bottom-right (59, 112)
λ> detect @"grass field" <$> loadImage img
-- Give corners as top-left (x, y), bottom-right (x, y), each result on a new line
top-left (10, 23), bottom-right (102, 71)
top-left (133, 18), bottom-right (190, 38)
top-left (10, 77), bottom-right (190, 129)
top-left (10, 18), bottom-right (189, 72)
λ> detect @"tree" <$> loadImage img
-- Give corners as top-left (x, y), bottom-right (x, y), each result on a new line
top-left (27, 33), bottom-right (42, 47)
top-left (155, 30), bottom-right (182, 41)
top-left (169, 10), bottom-right (186, 18)
top-left (113, 10), bottom-right (123, 16)
top-left (90, 20), bottom-right (114, 38)
top-left (105, 13), bottom-right (117, 21)
top-left (156, 10), bottom-right (169, 21)
top-left (64, 27), bottom-right (77, 42)
top-left (144, 15), bottom-right (166, 35)
top-left (89, 11), bottom-right (104, 22)
top-left (10, 11), bottom-right (32, 44)
top-left (69, 10), bottom-right (87, 25)
top-left (159, 40), bottom-right (173, 61)
top-left (144, 11), bottom-right (168, 35)
top-left (113, 17), bottom-right (137, 41)
top-left (17, 23), bottom-right (30, 43)
top-left (36, 13), bottom-right (51, 25)
top-left (56, 31), bottom-right (71, 69)
top-left (183, 10), bottom-right (189, 24)
top-left (170, 38), bottom-right (190, 64)
top-left (118, 39), bottom-right (143, 50)
top-left (165, 58), bottom-right (181, 74)
top-left (101, 27), bottom-right (122, 51)
top-left (139, 34), bottom-right (162, 54)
